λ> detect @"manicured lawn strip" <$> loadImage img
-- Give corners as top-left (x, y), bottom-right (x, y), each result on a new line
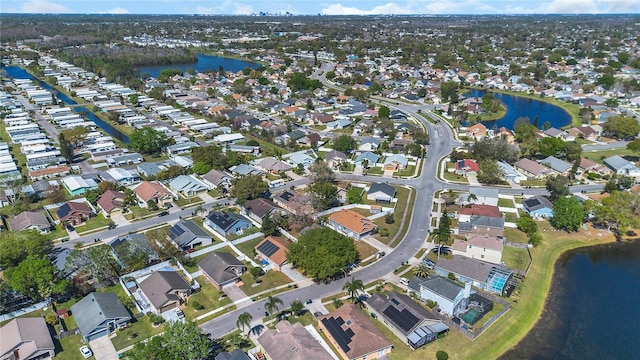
top-left (175, 196), bottom-right (203, 208)
top-left (471, 302), bottom-right (505, 331)
top-left (195, 304), bottom-right (237, 325)
top-left (57, 333), bottom-right (86, 360)
top-left (505, 212), bottom-right (519, 223)
top-left (124, 205), bottom-right (161, 221)
top-left (111, 315), bottom-right (165, 351)
top-left (582, 148), bottom-right (636, 164)
top-left (504, 228), bottom-right (529, 244)
top-left (498, 198), bottom-right (515, 208)
top-left (394, 165), bottom-right (416, 177)
top-left (355, 240), bottom-right (378, 260)
top-left (414, 229), bottom-right (615, 360)
top-left (183, 276), bottom-right (233, 319)
top-left (218, 329), bottom-right (255, 352)
top-left (414, 248), bottom-right (428, 259)
top-left (520, 179), bottom-right (546, 187)
top-left (76, 213), bottom-right (113, 236)
top-left (239, 270), bottom-right (292, 297)
top-left (349, 207), bottom-right (372, 217)
top-left (365, 166), bottom-right (383, 175)
top-left (389, 187), bottom-right (416, 248)
top-left (372, 187), bottom-right (409, 245)
top-left (443, 170), bottom-right (469, 183)
top-left (502, 246), bottom-right (531, 272)
top-left (234, 237), bottom-right (262, 260)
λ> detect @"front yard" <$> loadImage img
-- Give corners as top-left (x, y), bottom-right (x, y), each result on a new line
top-left (124, 205), bottom-right (162, 221)
top-left (183, 276), bottom-right (233, 319)
top-left (76, 214), bottom-right (113, 236)
top-left (372, 186), bottom-right (411, 245)
top-left (239, 270), bottom-right (292, 297)
top-left (110, 315), bottom-right (165, 351)
top-left (355, 240), bottom-right (378, 260)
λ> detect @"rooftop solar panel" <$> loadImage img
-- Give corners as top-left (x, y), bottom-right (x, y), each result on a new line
top-left (257, 240), bottom-right (279, 257)
top-left (321, 317), bottom-right (353, 353)
top-left (383, 306), bottom-right (420, 333)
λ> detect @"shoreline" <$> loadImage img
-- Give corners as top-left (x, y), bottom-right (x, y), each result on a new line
top-left (467, 86), bottom-right (581, 128)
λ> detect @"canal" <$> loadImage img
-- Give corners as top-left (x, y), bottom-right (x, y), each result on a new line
top-left (3, 65), bottom-right (130, 143)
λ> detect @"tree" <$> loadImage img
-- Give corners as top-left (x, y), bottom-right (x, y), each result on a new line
top-left (0, 231), bottom-right (53, 268)
top-left (346, 187), bottom-right (363, 204)
top-left (602, 116), bottom-right (640, 139)
top-left (472, 137), bottom-right (520, 163)
top-left (604, 98), bottom-right (619, 108)
top-left (378, 105), bottom-right (390, 119)
top-left (546, 175), bottom-right (570, 202)
top-left (250, 267), bottom-right (263, 280)
top-left (265, 296), bottom-right (284, 315)
top-left (287, 228), bottom-right (358, 281)
top-left (193, 161), bottom-right (212, 175)
top-left (627, 139), bottom-right (640, 154)
top-left (66, 244), bottom-right (122, 284)
top-left (4, 256), bottom-right (67, 301)
top-left (477, 160), bottom-right (503, 185)
top-left (290, 300), bottom-right (304, 316)
top-left (517, 212), bottom-right (538, 236)
top-left (127, 320), bottom-right (211, 360)
top-left (435, 209), bottom-right (452, 245)
top-left (514, 123), bottom-right (539, 157)
top-left (58, 133), bottom-right (74, 163)
top-left (551, 197), bottom-right (584, 231)
top-left (414, 264), bottom-right (430, 278)
top-left (308, 160), bottom-right (335, 184)
top-left (440, 81), bottom-right (459, 103)
top-left (333, 134), bottom-right (358, 153)
top-left (130, 127), bottom-right (170, 155)
top-left (467, 193), bottom-right (478, 204)
top-left (261, 213), bottom-right (279, 236)
top-left (236, 312), bottom-right (253, 334)
top-left (436, 351), bottom-right (449, 360)
top-left (342, 278), bottom-right (364, 303)
top-left (587, 191), bottom-right (640, 231)
top-left (539, 137), bottom-right (565, 157)
top-left (308, 182), bottom-right (338, 211)
top-left (230, 174), bottom-right (268, 206)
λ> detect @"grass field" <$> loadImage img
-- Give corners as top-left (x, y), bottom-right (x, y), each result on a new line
top-left (505, 212), bottom-right (519, 223)
top-left (373, 187), bottom-right (411, 246)
top-left (239, 270), bottom-right (292, 297)
top-left (111, 315), bottom-right (165, 350)
top-left (355, 240), bottom-right (378, 260)
top-left (498, 198), bottom-right (515, 208)
top-left (502, 246), bottom-right (531, 272)
top-left (183, 276), bottom-right (233, 319)
top-left (582, 148), bottom-right (636, 164)
top-left (504, 227), bottom-right (529, 244)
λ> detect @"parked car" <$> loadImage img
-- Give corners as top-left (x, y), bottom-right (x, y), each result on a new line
top-left (158, 211), bottom-right (169, 217)
top-left (66, 224), bottom-right (75, 232)
top-left (305, 299), bottom-right (313, 304)
top-left (79, 345), bottom-right (93, 358)
top-left (107, 223), bottom-right (117, 230)
top-left (422, 259), bottom-right (436, 270)
top-left (174, 308), bottom-right (185, 319)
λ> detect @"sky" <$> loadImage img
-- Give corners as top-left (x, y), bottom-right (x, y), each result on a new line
top-left (1, 0), bottom-right (639, 15)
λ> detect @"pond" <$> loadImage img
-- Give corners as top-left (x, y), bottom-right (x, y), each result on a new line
top-left (466, 89), bottom-right (572, 130)
top-left (3, 65), bottom-right (130, 143)
top-left (138, 53), bottom-right (260, 78)
top-left (500, 240), bottom-right (640, 360)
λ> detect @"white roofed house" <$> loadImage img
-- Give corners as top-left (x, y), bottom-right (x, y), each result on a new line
top-left (451, 234), bottom-right (504, 264)
top-left (169, 175), bottom-right (210, 198)
top-left (603, 155), bottom-right (640, 178)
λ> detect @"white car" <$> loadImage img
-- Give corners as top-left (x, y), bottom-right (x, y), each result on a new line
top-left (79, 345), bottom-right (93, 358)
top-left (174, 308), bottom-right (185, 319)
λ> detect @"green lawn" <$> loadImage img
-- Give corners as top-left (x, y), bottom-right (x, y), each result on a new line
top-left (498, 198), bottom-right (515, 208)
top-left (124, 205), bottom-right (162, 221)
top-left (394, 165), bottom-right (416, 177)
top-left (414, 248), bottom-right (428, 259)
top-left (355, 239), bottom-right (378, 260)
top-left (183, 276), bottom-right (233, 319)
top-left (76, 213), bottom-right (112, 235)
top-left (505, 212), bottom-right (519, 223)
top-left (234, 237), bottom-right (263, 260)
top-left (520, 179), bottom-right (546, 187)
top-left (504, 227), bottom-right (529, 244)
top-left (243, 134), bottom-right (288, 158)
top-left (239, 270), bottom-right (292, 297)
top-left (57, 333), bottom-right (86, 360)
top-left (339, 163), bottom-right (355, 172)
top-left (175, 196), bottom-right (203, 208)
top-left (46, 225), bottom-right (70, 242)
top-left (110, 315), bottom-right (165, 351)
top-left (443, 170), bottom-right (469, 183)
top-left (372, 187), bottom-right (409, 245)
top-left (502, 246), bottom-right (531, 272)
top-left (582, 148), bottom-right (636, 164)
top-left (364, 166), bottom-right (383, 175)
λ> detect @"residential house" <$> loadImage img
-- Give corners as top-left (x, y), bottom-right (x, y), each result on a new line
top-left (297, 132), bottom-right (321, 147)
top-left (318, 303), bottom-right (393, 360)
top-left (543, 127), bottom-right (565, 138)
top-left (255, 236), bottom-right (290, 271)
top-left (455, 159), bottom-right (479, 176)
top-left (70, 292), bottom-right (132, 342)
top-left (458, 204), bottom-right (501, 223)
top-left (367, 182), bottom-right (396, 203)
top-left (229, 164), bottom-right (263, 177)
top-left (603, 155), bottom-right (640, 178)
top-left (466, 123), bottom-right (487, 140)
top-left (354, 151), bottom-right (379, 167)
top-left (452, 234), bottom-right (504, 264)
top-left (137, 162), bottom-right (163, 179)
top-left (255, 321), bottom-right (334, 360)
top-left (539, 156), bottom-right (572, 175)
top-left (204, 211), bottom-right (253, 236)
top-left (133, 181), bottom-right (174, 208)
top-left (458, 216), bottom-right (505, 238)
top-left (328, 209), bottom-right (377, 240)
top-left (383, 154), bottom-right (408, 171)
top-left (56, 201), bottom-right (94, 226)
top-left (358, 137), bottom-right (381, 152)
top-left (458, 188), bottom-right (499, 206)
top-left (497, 161), bottom-right (527, 184)
top-left (366, 291), bottom-right (448, 349)
top-left (201, 169), bottom-right (233, 190)
top-left (169, 175), bottom-right (210, 198)
top-left (435, 256), bottom-right (513, 294)
top-left (256, 157), bottom-right (293, 175)
top-left (110, 234), bottom-right (159, 268)
top-left (326, 119), bottom-right (352, 131)
top-left (242, 198), bottom-right (281, 225)
top-left (168, 219), bottom-right (212, 250)
top-left (579, 157), bottom-right (609, 175)
top-left (138, 271), bottom-right (191, 314)
top-left (514, 158), bottom-right (554, 179)
top-left (9, 211), bottom-right (51, 234)
top-left (0, 317), bottom-right (55, 360)
top-left (96, 190), bottom-right (126, 217)
top-left (523, 195), bottom-right (554, 218)
top-left (215, 349), bottom-right (251, 360)
top-left (287, 152), bottom-right (315, 170)
top-left (325, 150), bottom-right (347, 168)
top-left (61, 175), bottom-right (98, 196)
top-left (99, 168), bottom-right (141, 186)
top-left (389, 138), bottom-right (413, 152)
top-left (198, 251), bottom-right (246, 290)
top-left (567, 126), bottom-right (597, 141)
top-left (408, 276), bottom-right (470, 317)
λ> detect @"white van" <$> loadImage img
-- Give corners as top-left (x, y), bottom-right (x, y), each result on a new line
top-left (400, 277), bottom-right (409, 286)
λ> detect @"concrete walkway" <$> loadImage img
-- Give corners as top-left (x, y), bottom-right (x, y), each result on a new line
top-left (360, 235), bottom-right (393, 254)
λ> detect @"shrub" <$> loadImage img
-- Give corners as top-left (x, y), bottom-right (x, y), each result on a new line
top-left (436, 351), bottom-right (449, 360)
top-left (448, 272), bottom-right (456, 280)
top-left (379, 228), bottom-right (390, 237)
top-left (191, 300), bottom-right (204, 310)
top-left (384, 213), bottom-right (395, 224)
top-left (45, 312), bottom-right (59, 326)
top-left (426, 300), bottom-right (437, 309)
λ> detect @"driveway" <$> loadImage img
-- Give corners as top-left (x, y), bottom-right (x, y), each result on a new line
top-left (89, 336), bottom-right (118, 360)
top-left (223, 283), bottom-right (249, 307)
top-left (110, 213), bottom-right (130, 227)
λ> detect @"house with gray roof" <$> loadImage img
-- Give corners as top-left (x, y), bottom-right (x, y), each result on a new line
top-left (138, 271), bottom-right (191, 315)
top-left (523, 195), bottom-right (554, 218)
top-left (201, 169), bottom-right (233, 189)
top-left (168, 219), bottom-right (212, 250)
top-left (287, 151), bottom-right (315, 169)
top-left (354, 151), bottom-right (380, 167)
top-left (215, 349), bottom-right (251, 360)
top-left (603, 155), bottom-right (640, 178)
top-left (242, 198), bottom-right (282, 224)
top-left (204, 211), bottom-right (253, 236)
top-left (514, 158), bottom-right (554, 179)
top-left (198, 252), bottom-right (246, 290)
top-left (168, 175), bottom-right (209, 197)
top-left (408, 276), bottom-right (470, 317)
top-left (367, 182), bottom-right (396, 203)
top-left (366, 291), bottom-right (448, 349)
top-left (459, 187), bottom-right (500, 206)
top-left (358, 137), bottom-right (381, 151)
top-left (383, 154), bottom-right (409, 170)
top-left (70, 292), bottom-right (132, 342)
top-left (435, 256), bottom-right (513, 294)
top-left (458, 215), bottom-right (505, 238)
top-left (539, 156), bottom-right (572, 174)
top-left (543, 127), bottom-right (565, 138)
top-left (137, 162), bottom-right (162, 178)
top-left (0, 317), bottom-right (55, 360)
top-left (325, 150), bottom-right (347, 168)
top-left (229, 164), bottom-right (262, 177)
top-left (497, 161), bottom-right (527, 184)
top-left (9, 211), bottom-right (51, 234)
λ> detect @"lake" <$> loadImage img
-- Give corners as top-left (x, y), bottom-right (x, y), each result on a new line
top-left (3, 65), bottom-right (130, 143)
top-left (501, 240), bottom-right (640, 360)
top-left (467, 89), bottom-right (572, 130)
top-left (138, 53), bottom-right (260, 78)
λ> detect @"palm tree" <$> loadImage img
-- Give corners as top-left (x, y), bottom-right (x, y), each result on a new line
top-left (193, 204), bottom-right (206, 218)
top-left (414, 264), bottom-right (430, 278)
top-left (265, 296), bottom-right (284, 315)
top-left (467, 193), bottom-right (478, 204)
top-left (236, 312), bottom-right (252, 334)
top-left (342, 278), bottom-right (365, 303)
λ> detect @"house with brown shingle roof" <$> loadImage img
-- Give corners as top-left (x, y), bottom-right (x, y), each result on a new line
top-left (254, 236), bottom-right (290, 271)
top-left (514, 158), bottom-right (554, 179)
top-left (133, 181), bottom-right (173, 207)
top-left (242, 198), bottom-right (282, 225)
top-left (137, 271), bottom-right (191, 315)
top-left (328, 209), bottom-right (377, 240)
top-left (56, 201), bottom-right (94, 226)
top-left (9, 211), bottom-right (51, 234)
top-left (318, 303), bottom-right (392, 360)
top-left (0, 317), bottom-right (55, 360)
top-left (255, 321), bottom-right (333, 360)
top-left (452, 234), bottom-right (504, 264)
top-left (97, 190), bottom-right (126, 217)
top-left (198, 252), bottom-right (246, 290)
top-left (256, 157), bottom-right (293, 174)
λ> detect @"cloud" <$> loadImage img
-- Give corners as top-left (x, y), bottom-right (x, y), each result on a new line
top-left (196, 1), bottom-right (253, 15)
top-left (104, 7), bottom-right (130, 14)
top-left (541, 0), bottom-right (598, 13)
top-left (321, 2), bottom-right (413, 15)
top-left (321, 1), bottom-right (502, 15)
top-left (21, 0), bottom-right (68, 13)
top-left (597, 0), bottom-right (640, 12)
